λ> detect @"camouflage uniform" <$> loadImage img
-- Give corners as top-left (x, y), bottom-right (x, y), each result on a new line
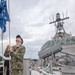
top-left (4, 45), bottom-right (25, 75)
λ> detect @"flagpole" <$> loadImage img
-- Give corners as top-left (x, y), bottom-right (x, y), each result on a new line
top-left (7, 0), bottom-right (11, 75)
top-left (1, 30), bottom-right (4, 75)
top-left (7, 0), bottom-right (11, 46)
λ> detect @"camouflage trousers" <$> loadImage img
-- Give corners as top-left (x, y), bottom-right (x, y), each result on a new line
top-left (11, 69), bottom-right (23, 75)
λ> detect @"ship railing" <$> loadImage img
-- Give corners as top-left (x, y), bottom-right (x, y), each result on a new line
top-left (0, 61), bottom-right (7, 75)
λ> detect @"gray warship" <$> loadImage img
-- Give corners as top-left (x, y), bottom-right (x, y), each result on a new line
top-left (38, 13), bottom-right (75, 75)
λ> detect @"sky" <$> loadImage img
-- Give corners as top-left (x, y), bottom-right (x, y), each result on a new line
top-left (0, 0), bottom-right (75, 59)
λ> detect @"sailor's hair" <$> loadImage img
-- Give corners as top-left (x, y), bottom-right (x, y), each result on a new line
top-left (16, 35), bottom-right (23, 44)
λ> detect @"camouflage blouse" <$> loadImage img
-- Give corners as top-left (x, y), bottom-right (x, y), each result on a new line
top-left (4, 45), bottom-right (25, 70)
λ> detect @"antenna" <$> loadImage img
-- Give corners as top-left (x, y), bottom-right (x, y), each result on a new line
top-left (49, 17), bottom-right (52, 22)
top-left (62, 12), bottom-right (64, 24)
top-left (66, 10), bottom-right (68, 17)
top-left (52, 15), bottom-right (54, 21)
top-left (62, 11), bottom-right (64, 18)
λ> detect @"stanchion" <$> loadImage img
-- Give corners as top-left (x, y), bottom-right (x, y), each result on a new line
top-left (23, 58), bottom-right (31, 75)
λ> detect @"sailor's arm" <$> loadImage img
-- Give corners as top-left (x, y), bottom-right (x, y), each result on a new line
top-left (11, 46), bottom-right (25, 61)
top-left (4, 45), bottom-right (12, 57)
top-left (4, 51), bottom-right (10, 57)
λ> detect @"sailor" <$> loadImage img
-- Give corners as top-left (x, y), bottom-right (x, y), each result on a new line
top-left (4, 35), bottom-right (26, 75)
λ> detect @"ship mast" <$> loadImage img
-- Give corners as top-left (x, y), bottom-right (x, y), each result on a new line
top-left (49, 13), bottom-right (69, 39)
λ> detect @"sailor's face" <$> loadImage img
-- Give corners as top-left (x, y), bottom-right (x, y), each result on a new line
top-left (16, 38), bottom-right (22, 47)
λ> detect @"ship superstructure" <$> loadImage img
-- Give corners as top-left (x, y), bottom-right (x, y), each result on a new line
top-left (38, 13), bottom-right (75, 75)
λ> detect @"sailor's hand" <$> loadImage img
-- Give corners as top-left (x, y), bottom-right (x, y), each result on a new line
top-left (6, 45), bottom-right (13, 52)
top-left (6, 45), bottom-right (10, 51)
top-left (9, 46), bottom-right (13, 52)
